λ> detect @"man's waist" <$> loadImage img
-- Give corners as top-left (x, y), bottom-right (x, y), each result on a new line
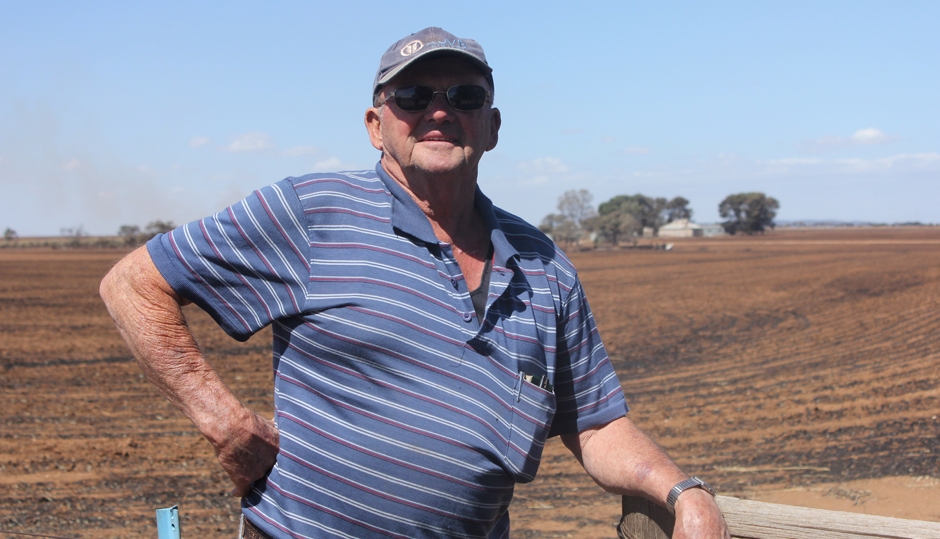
top-left (241, 515), bottom-right (274, 539)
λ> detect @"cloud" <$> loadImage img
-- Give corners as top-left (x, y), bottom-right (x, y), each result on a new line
top-left (189, 136), bottom-right (211, 148)
top-left (309, 157), bottom-right (346, 171)
top-left (799, 127), bottom-right (895, 153)
top-left (226, 132), bottom-right (274, 152)
top-left (517, 157), bottom-right (570, 174)
top-left (281, 145), bottom-right (321, 157)
top-left (621, 146), bottom-right (651, 155)
top-left (850, 128), bottom-right (889, 145)
top-left (513, 157), bottom-right (577, 186)
top-left (764, 152), bottom-right (939, 174)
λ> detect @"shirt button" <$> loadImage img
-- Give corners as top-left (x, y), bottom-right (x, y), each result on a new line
top-left (462, 312), bottom-right (473, 322)
top-left (451, 278), bottom-right (458, 288)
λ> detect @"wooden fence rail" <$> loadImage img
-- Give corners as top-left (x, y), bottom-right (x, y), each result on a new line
top-left (619, 495), bottom-right (940, 539)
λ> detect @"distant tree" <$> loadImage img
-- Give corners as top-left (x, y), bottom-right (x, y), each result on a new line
top-left (540, 190), bottom-right (596, 248)
top-left (118, 225), bottom-right (142, 246)
top-left (663, 196), bottom-right (693, 223)
top-left (142, 220), bottom-right (176, 241)
top-left (3, 228), bottom-right (17, 241)
top-left (60, 225), bottom-right (88, 238)
top-left (594, 211), bottom-right (639, 246)
top-left (719, 193), bottom-right (779, 235)
top-left (598, 194), bottom-right (665, 233)
top-left (60, 225), bottom-right (88, 248)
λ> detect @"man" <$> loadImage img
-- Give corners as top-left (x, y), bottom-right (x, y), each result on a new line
top-left (100, 27), bottom-right (729, 539)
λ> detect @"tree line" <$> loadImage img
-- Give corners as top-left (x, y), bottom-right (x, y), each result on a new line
top-left (539, 190), bottom-right (779, 247)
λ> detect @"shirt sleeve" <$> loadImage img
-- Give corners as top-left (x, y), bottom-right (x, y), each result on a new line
top-left (548, 277), bottom-right (628, 437)
top-left (146, 178), bottom-right (311, 341)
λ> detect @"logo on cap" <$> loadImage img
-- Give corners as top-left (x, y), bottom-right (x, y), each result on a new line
top-left (400, 40), bottom-right (423, 56)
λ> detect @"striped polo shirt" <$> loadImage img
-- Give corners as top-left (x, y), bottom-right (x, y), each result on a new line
top-left (148, 165), bottom-right (627, 539)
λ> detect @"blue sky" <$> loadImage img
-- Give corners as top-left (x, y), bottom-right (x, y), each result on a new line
top-left (2, 1), bottom-right (938, 236)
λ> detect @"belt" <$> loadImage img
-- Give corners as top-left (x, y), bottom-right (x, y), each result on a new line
top-left (241, 516), bottom-right (275, 539)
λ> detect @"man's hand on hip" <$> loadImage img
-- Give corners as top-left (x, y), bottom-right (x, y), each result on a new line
top-left (211, 407), bottom-right (280, 497)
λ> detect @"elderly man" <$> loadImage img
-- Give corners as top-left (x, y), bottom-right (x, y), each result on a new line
top-left (100, 27), bottom-right (728, 539)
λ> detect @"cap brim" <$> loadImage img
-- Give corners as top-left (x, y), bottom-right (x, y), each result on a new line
top-left (375, 48), bottom-right (492, 89)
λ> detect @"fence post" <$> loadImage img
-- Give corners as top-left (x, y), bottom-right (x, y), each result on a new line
top-left (156, 505), bottom-right (181, 539)
top-left (618, 496), bottom-right (673, 539)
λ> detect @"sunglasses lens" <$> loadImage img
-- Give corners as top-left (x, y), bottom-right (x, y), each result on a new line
top-left (391, 85), bottom-right (487, 111)
top-left (447, 85), bottom-right (487, 111)
top-left (394, 86), bottom-right (434, 111)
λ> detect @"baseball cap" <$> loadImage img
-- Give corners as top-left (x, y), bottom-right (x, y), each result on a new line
top-left (373, 27), bottom-right (492, 94)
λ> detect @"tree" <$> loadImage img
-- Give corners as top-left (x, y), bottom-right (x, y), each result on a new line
top-left (3, 228), bottom-right (17, 241)
top-left (60, 225), bottom-right (88, 238)
top-left (663, 196), bottom-right (693, 223)
top-left (540, 190), bottom-right (597, 248)
top-left (142, 220), bottom-right (176, 241)
top-left (718, 192), bottom-right (779, 235)
top-left (594, 211), bottom-right (638, 246)
top-left (118, 225), bottom-right (142, 246)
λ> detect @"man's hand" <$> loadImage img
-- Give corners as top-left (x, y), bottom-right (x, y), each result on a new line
top-left (673, 488), bottom-right (730, 539)
top-left (211, 407), bottom-right (280, 497)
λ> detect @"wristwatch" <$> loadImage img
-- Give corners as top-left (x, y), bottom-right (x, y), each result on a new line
top-left (665, 476), bottom-right (715, 514)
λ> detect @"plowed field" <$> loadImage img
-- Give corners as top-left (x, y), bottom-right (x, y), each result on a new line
top-left (2, 227), bottom-right (938, 538)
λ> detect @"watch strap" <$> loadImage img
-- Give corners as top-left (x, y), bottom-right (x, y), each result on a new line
top-left (666, 476), bottom-right (715, 513)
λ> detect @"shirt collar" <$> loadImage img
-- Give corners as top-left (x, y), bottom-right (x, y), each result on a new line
top-left (375, 162), bottom-right (520, 267)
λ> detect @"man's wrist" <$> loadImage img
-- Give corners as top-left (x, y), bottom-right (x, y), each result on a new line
top-left (665, 476), bottom-right (716, 514)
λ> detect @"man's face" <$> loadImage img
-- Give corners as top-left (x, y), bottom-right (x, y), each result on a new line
top-left (365, 56), bottom-right (500, 184)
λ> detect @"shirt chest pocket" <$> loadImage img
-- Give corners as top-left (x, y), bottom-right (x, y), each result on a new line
top-left (503, 372), bottom-right (556, 483)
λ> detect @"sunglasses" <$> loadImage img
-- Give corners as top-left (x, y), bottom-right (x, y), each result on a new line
top-left (380, 85), bottom-right (491, 112)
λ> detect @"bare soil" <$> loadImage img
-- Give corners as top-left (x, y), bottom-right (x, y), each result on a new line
top-left (1, 227), bottom-right (938, 538)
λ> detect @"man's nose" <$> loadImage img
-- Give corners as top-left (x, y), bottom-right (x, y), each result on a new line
top-left (423, 92), bottom-right (456, 119)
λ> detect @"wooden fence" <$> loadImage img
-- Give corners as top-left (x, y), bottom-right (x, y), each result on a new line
top-left (619, 495), bottom-right (940, 539)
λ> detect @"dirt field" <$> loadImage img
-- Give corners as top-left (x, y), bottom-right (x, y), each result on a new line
top-left (1, 227), bottom-right (938, 538)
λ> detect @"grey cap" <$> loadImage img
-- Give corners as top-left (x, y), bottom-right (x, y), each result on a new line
top-left (373, 27), bottom-right (492, 94)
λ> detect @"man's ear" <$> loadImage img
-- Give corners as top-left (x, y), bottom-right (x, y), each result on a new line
top-left (486, 107), bottom-right (501, 152)
top-left (364, 107), bottom-right (384, 151)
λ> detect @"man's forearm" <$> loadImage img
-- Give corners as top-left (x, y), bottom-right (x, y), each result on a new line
top-left (563, 416), bottom-right (729, 538)
top-left (100, 246), bottom-right (279, 495)
top-left (99, 246), bottom-right (241, 437)
top-left (562, 416), bottom-right (687, 502)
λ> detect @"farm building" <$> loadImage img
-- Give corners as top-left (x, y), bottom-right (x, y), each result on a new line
top-left (701, 223), bottom-right (726, 237)
top-left (658, 219), bottom-right (703, 238)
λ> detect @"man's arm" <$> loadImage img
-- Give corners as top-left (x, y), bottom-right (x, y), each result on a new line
top-left (100, 245), bottom-right (279, 496)
top-left (561, 416), bottom-right (729, 539)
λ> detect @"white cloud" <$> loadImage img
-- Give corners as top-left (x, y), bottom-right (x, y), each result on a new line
top-left (189, 136), bottom-right (211, 148)
top-left (622, 146), bottom-right (651, 155)
top-left (800, 127), bottom-right (894, 153)
top-left (226, 132), bottom-right (274, 153)
top-left (282, 145), bottom-right (321, 157)
top-left (516, 157), bottom-right (570, 174)
top-left (309, 157), bottom-right (348, 172)
top-left (763, 152), bottom-right (939, 174)
top-left (850, 128), bottom-right (889, 145)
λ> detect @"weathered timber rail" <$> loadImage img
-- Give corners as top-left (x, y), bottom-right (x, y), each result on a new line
top-left (619, 495), bottom-right (940, 539)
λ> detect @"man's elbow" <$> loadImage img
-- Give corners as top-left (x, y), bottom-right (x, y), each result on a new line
top-left (99, 245), bottom-right (162, 312)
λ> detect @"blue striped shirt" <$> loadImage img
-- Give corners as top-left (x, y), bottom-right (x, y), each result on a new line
top-left (148, 165), bottom-right (627, 538)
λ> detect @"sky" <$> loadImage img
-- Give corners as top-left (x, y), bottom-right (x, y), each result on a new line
top-left (1, 1), bottom-right (938, 236)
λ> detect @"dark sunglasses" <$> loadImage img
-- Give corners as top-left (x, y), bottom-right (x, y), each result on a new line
top-left (380, 85), bottom-right (491, 112)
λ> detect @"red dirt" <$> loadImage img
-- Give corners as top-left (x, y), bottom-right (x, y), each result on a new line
top-left (1, 227), bottom-right (938, 538)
